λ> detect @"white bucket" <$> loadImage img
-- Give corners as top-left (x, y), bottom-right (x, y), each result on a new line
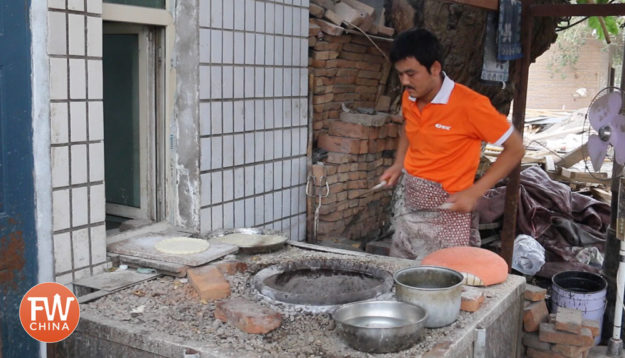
top-left (551, 271), bottom-right (607, 345)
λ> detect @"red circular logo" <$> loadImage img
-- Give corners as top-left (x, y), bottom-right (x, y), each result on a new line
top-left (19, 282), bottom-right (80, 343)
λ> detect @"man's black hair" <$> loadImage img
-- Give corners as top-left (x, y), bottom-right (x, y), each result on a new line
top-left (389, 28), bottom-right (443, 73)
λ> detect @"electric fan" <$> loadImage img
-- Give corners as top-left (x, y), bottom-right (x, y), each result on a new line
top-left (586, 87), bottom-right (625, 172)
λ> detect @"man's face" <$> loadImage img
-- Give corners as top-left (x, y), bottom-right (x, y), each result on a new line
top-left (394, 57), bottom-right (441, 100)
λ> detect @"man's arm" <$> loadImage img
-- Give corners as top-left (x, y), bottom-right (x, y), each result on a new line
top-left (447, 129), bottom-right (525, 212)
top-left (380, 123), bottom-right (408, 186)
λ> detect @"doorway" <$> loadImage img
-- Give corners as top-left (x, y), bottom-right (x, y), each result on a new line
top-left (103, 23), bottom-right (165, 230)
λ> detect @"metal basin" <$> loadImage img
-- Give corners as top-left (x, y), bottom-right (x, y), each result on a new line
top-left (333, 300), bottom-right (428, 353)
top-left (394, 266), bottom-right (464, 328)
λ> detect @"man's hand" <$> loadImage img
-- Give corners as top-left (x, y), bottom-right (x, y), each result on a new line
top-left (380, 163), bottom-right (403, 186)
top-left (445, 187), bottom-right (482, 213)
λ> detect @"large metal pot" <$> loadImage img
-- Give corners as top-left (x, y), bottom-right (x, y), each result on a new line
top-left (394, 266), bottom-right (464, 328)
top-left (333, 300), bottom-right (428, 353)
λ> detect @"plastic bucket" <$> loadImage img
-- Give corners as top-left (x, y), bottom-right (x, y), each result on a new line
top-left (551, 271), bottom-right (607, 345)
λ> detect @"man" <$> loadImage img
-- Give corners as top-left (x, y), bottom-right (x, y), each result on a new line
top-left (380, 28), bottom-right (525, 260)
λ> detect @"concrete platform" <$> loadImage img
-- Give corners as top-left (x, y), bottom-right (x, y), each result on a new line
top-left (55, 244), bottom-right (526, 357)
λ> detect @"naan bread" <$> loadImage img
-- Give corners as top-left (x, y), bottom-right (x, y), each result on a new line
top-left (154, 237), bottom-right (210, 255)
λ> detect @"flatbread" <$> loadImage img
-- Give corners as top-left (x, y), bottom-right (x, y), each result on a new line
top-left (214, 233), bottom-right (285, 248)
top-left (154, 237), bottom-right (210, 255)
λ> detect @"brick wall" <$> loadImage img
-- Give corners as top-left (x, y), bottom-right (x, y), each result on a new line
top-left (527, 36), bottom-right (610, 110)
top-left (308, 20), bottom-right (397, 243)
top-left (309, 21), bottom-right (392, 140)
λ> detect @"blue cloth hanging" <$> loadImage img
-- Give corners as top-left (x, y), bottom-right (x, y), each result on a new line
top-left (481, 12), bottom-right (509, 82)
top-left (497, 0), bottom-right (523, 60)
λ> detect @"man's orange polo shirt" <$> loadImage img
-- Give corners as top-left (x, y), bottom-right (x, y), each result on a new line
top-left (402, 75), bottom-right (513, 193)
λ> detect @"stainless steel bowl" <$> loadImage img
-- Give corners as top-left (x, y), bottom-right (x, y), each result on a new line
top-left (394, 266), bottom-right (464, 328)
top-left (333, 300), bottom-right (428, 353)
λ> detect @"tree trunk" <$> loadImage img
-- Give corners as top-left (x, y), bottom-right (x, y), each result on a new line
top-left (387, 0), bottom-right (560, 114)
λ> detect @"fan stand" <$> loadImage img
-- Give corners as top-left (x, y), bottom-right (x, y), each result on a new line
top-left (607, 165), bottom-right (625, 356)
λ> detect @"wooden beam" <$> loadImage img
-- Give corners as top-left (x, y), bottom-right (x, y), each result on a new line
top-left (441, 0), bottom-right (498, 11)
top-left (531, 3), bottom-right (625, 17)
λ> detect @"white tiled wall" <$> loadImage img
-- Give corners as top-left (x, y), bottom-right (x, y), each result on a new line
top-left (198, 0), bottom-right (310, 241)
top-left (47, 0), bottom-right (107, 285)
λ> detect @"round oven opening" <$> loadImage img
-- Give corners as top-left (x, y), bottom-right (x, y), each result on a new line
top-left (253, 259), bottom-right (393, 306)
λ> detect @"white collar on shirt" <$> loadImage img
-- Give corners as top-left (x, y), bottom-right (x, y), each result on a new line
top-left (408, 72), bottom-right (455, 104)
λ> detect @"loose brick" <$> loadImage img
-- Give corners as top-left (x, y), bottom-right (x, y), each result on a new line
top-left (309, 22), bottom-right (321, 37)
top-left (555, 307), bottom-right (583, 334)
top-left (215, 260), bottom-right (248, 276)
top-left (525, 284), bottom-right (547, 301)
top-left (539, 323), bottom-right (594, 347)
top-left (187, 265), bottom-right (230, 301)
top-left (526, 347), bottom-right (565, 358)
top-left (461, 286), bottom-right (485, 312)
top-left (311, 19), bottom-right (345, 36)
top-left (524, 300), bottom-right (549, 332)
top-left (214, 297), bottom-right (282, 334)
top-left (318, 134), bottom-right (364, 154)
top-left (309, 3), bottom-right (325, 18)
top-left (552, 343), bottom-right (591, 358)
top-left (582, 319), bottom-right (600, 337)
top-left (522, 332), bottom-right (552, 351)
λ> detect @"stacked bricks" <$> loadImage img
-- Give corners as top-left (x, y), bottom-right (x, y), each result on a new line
top-left (310, 111), bottom-right (400, 242)
top-left (522, 284), bottom-right (600, 358)
top-left (309, 18), bottom-right (392, 141)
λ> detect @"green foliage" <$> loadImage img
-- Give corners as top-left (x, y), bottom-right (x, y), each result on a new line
top-left (576, 0), bottom-right (622, 41)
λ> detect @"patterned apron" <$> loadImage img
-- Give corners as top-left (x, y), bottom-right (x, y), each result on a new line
top-left (389, 173), bottom-right (480, 261)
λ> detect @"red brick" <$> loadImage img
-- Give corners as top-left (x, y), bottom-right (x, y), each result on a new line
top-left (214, 261), bottom-right (248, 275)
top-left (326, 152), bottom-right (358, 164)
top-left (311, 18), bottom-right (344, 36)
top-left (312, 50), bottom-right (339, 61)
top-left (342, 42), bottom-right (368, 53)
top-left (319, 134), bottom-right (365, 154)
top-left (539, 323), bottom-right (594, 347)
top-left (214, 297), bottom-right (282, 334)
top-left (524, 300), bottom-right (549, 332)
top-left (328, 120), bottom-right (370, 139)
top-left (526, 347), bottom-right (566, 358)
top-left (187, 265), bottom-right (230, 301)
top-left (356, 61), bottom-right (381, 71)
top-left (328, 182), bottom-right (346, 194)
top-left (309, 21), bottom-right (321, 36)
top-left (358, 70), bottom-right (382, 79)
top-left (525, 284), bottom-right (548, 301)
top-left (555, 307), bottom-right (583, 334)
top-left (461, 286), bottom-right (485, 312)
top-left (582, 319), bottom-right (600, 337)
top-left (347, 179), bottom-right (368, 190)
top-left (552, 343), bottom-right (590, 358)
top-left (313, 93), bottom-right (334, 105)
top-left (314, 41), bottom-right (343, 51)
top-left (522, 332), bottom-right (552, 351)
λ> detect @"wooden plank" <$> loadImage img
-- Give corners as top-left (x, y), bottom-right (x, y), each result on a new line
top-left (545, 155), bottom-right (555, 172)
top-left (554, 143), bottom-right (588, 169)
top-left (531, 3), bottom-right (625, 17)
top-left (441, 0), bottom-right (498, 11)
